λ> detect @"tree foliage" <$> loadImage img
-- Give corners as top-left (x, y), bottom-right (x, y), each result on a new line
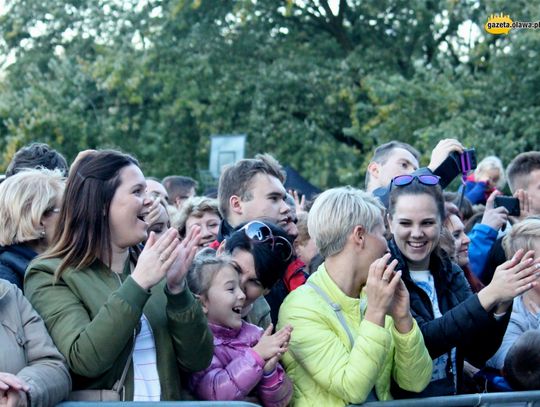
top-left (0, 0), bottom-right (538, 189)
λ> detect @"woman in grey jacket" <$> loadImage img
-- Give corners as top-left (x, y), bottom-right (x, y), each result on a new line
top-left (0, 280), bottom-right (71, 406)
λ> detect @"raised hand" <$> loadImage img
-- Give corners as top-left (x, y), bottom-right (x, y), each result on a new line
top-left (428, 138), bottom-right (464, 172)
top-left (365, 253), bottom-right (402, 328)
top-left (131, 228), bottom-right (180, 290)
top-left (388, 278), bottom-right (413, 333)
top-left (253, 324), bottom-right (292, 362)
top-left (289, 189), bottom-right (306, 215)
top-left (144, 197), bottom-right (162, 227)
top-left (478, 249), bottom-right (540, 312)
top-left (166, 224), bottom-right (202, 294)
top-left (481, 190), bottom-right (508, 231)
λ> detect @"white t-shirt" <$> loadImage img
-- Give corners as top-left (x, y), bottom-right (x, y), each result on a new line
top-left (132, 315), bottom-right (161, 401)
top-left (411, 270), bottom-right (456, 384)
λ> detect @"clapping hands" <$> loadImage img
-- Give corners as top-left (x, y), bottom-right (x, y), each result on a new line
top-left (365, 253), bottom-right (413, 333)
top-left (253, 324), bottom-right (293, 373)
top-left (132, 225), bottom-right (201, 292)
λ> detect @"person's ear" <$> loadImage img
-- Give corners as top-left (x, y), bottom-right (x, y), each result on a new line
top-left (199, 294), bottom-right (209, 315)
top-left (352, 225), bottom-right (365, 248)
top-left (262, 288), bottom-right (271, 296)
top-left (367, 161), bottom-right (381, 180)
top-left (229, 195), bottom-right (243, 215)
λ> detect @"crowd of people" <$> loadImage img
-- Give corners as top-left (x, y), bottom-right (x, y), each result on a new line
top-left (0, 140), bottom-right (539, 407)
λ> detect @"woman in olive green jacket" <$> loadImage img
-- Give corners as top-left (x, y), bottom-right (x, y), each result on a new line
top-left (25, 150), bottom-right (213, 401)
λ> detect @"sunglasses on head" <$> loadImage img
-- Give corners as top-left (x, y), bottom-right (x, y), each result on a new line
top-left (391, 174), bottom-right (440, 187)
top-left (240, 221), bottom-right (293, 262)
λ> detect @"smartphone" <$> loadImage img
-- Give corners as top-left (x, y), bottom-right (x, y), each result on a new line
top-left (434, 148), bottom-right (477, 184)
top-left (450, 148), bottom-right (478, 173)
top-left (494, 196), bottom-right (520, 216)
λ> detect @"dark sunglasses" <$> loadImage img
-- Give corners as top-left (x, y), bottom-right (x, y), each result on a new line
top-left (391, 174), bottom-right (440, 187)
top-left (240, 221), bottom-right (293, 262)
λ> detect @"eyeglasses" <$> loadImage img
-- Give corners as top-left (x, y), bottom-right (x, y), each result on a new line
top-left (391, 174), bottom-right (440, 187)
top-left (240, 221), bottom-right (293, 262)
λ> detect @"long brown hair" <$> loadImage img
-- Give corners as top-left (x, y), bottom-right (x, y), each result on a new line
top-left (40, 150), bottom-right (139, 279)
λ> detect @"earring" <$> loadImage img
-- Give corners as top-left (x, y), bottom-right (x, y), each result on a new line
top-left (39, 230), bottom-right (46, 238)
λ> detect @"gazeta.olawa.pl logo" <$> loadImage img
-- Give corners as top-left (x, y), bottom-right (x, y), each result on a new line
top-left (485, 13), bottom-right (540, 35)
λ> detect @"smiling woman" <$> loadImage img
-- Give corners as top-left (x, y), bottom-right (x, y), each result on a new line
top-left (387, 176), bottom-right (540, 398)
top-left (24, 150), bottom-right (213, 401)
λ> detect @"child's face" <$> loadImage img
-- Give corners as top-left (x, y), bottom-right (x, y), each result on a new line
top-left (478, 168), bottom-right (500, 186)
top-left (202, 265), bottom-right (246, 330)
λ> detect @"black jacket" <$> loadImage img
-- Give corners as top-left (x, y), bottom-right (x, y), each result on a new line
top-left (388, 239), bottom-right (509, 397)
top-left (0, 244), bottom-right (37, 290)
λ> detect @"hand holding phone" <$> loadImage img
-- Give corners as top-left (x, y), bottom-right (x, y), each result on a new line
top-left (494, 196), bottom-right (520, 217)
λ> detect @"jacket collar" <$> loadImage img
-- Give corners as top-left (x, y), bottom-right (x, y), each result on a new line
top-left (0, 243), bottom-right (38, 258)
top-left (217, 219), bottom-right (236, 243)
top-left (0, 244), bottom-right (38, 278)
top-left (208, 321), bottom-right (242, 339)
top-left (0, 280), bottom-right (10, 302)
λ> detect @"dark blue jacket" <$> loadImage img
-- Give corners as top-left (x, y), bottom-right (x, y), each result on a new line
top-left (388, 239), bottom-right (509, 397)
top-left (0, 244), bottom-right (37, 290)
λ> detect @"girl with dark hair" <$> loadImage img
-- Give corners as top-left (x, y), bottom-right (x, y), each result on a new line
top-left (387, 174), bottom-right (539, 397)
top-left (24, 150), bottom-right (213, 401)
top-left (223, 221), bottom-right (293, 329)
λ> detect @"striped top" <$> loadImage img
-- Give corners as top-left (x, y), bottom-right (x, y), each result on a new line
top-left (133, 315), bottom-right (161, 401)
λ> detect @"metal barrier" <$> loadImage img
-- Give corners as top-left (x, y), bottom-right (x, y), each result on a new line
top-left (358, 391), bottom-right (540, 406)
top-left (56, 392), bottom-right (540, 407)
top-left (58, 402), bottom-right (260, 407)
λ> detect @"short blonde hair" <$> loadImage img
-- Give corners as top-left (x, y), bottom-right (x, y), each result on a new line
top-left (295, 212), bottom-right (310, 246)
top-left (502, 216), bottom-right (540, 259)
top-left (0, 169), bottom-right (65, 245)
top-left (475, 156), bottom-right (506, 189)
top-left (171, 196), bottom-right (221, 237)
top-left (308, 186), bottom-right (384, 258)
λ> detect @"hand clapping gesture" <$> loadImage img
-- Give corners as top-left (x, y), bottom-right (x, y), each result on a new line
top-left (365, 253), bottom-right (413, 333)
top-left (252, 324), bottom-right (293, 373)
top-left (131, 225), bottom-right (201, 293)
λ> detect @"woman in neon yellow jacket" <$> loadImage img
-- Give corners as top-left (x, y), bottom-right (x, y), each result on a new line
top-left (277, 187), bottom-right (432, 406)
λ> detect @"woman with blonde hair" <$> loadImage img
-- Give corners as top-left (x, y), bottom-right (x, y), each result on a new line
top-left (488, 216), bottom-right (540, 369)
top-left (0, 168), bottom-right (64, 289)
top-left (172, 196), bottom-right (221, 250)
top-left (278, 187), bottom-right (432, 406)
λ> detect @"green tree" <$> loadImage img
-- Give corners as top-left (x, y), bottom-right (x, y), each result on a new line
top-left (0, 0), bottom-right (538, 189)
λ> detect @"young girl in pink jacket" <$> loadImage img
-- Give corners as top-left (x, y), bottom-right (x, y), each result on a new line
top-left (188, 253), bottom-right (293, 406)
